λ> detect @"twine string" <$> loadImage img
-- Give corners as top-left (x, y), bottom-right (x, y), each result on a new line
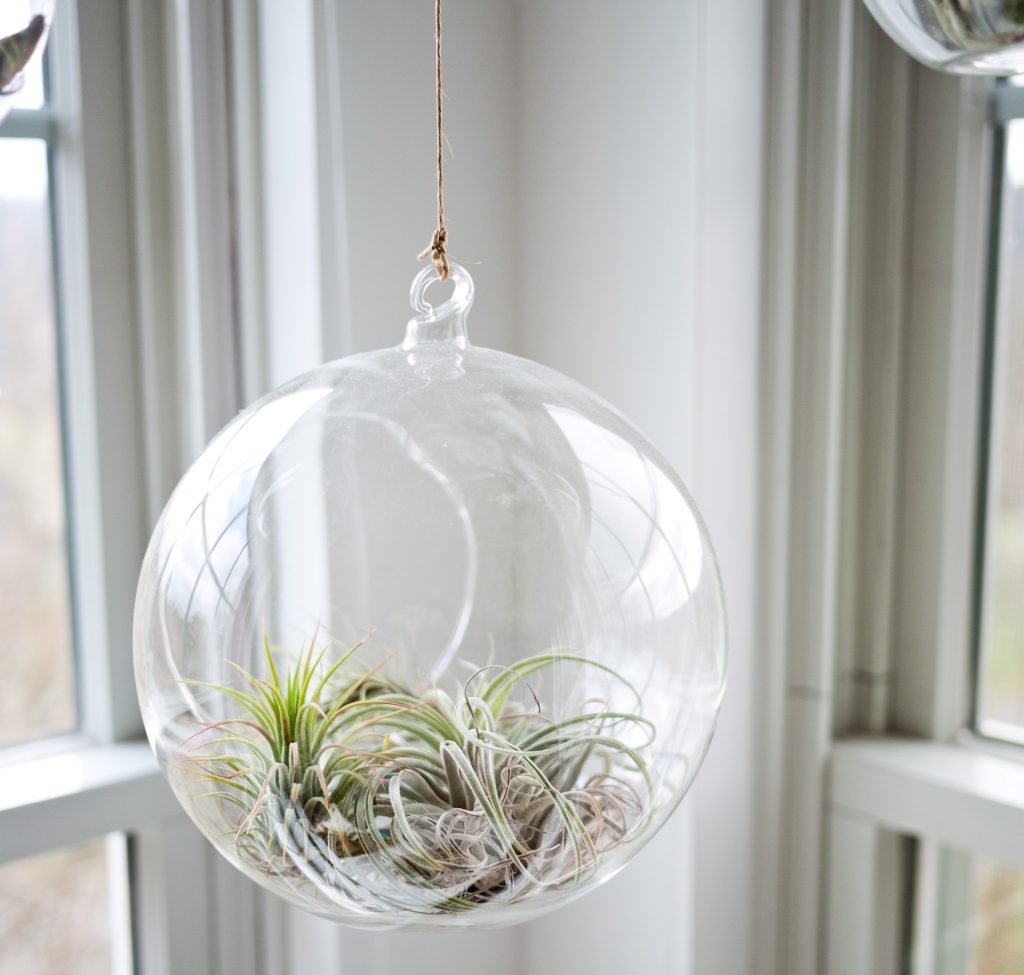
top-left (418, 0), bottom-right (449, 280)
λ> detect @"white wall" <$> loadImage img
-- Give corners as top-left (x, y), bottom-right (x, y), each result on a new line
top-left (514, 4), bottom-right (764, 974)
top-left (514, 3), bottom-right (699, 973)
top-left (327, 0), bottom-right (520, 357)
top-left (258, 1), bottom-right (765, 971)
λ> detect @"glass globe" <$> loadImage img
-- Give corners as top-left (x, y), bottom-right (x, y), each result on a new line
top-left (863, 0), bottom-right (1024, 74)
top-left (134, 263), bottom-right (726, 929)
top-left (0, 1), bottom-right (54, 123)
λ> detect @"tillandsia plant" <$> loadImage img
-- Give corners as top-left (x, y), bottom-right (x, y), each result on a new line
top-left (926, 0), bottom-right (1024, 50)
top-left (180, 635), bottom-right (655, 915)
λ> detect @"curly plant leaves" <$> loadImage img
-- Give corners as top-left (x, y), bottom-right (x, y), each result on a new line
top-left (179, 638), bottom-right (655, 915)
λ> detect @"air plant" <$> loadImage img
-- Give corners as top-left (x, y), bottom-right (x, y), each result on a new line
top-left (926, 0), bottom-right (1024, 50)
top-left (0, 15), bottom-right (44, 96)
top-left (179, 635), bottom-right (655, 915)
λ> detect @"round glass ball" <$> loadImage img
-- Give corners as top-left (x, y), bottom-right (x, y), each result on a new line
top-left (863, 0), bottom-right (1024, 74)
top-left (134, 263), bottom-right (726, 929)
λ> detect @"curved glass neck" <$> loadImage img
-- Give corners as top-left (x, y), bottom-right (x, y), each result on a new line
top-left (402, 311), bottom-right (469, 350)
top-left (401, 262), bottom-right (474, 351)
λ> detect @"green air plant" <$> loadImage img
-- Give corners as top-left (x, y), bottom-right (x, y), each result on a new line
top-left (927, 0), bottom-right (1024, 50)
top-left (180, 636), bottom-right (655, 915)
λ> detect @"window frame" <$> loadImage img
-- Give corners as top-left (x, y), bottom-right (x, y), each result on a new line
top-left (0, 2), bottom-right (267, 973)
top-left (971, 84), bottom-right (1024, 749)
top-left (761, 2), bottom-right (1024, 974)
top-left (0, 3), bottom-right (159, 801)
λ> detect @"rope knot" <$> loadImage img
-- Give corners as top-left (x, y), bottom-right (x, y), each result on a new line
top-left (419, 226), bottom-right (450, 281)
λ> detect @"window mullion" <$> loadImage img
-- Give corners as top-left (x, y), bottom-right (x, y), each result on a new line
top-left (0, 107), bottom-right (57, 140)
top-left (49, 0), bottom-right (149, 744)
top-left (0, 741), bottom-right (176, 865)
top-left (891, 69), bottom-right (991, 742)
top-left (991, 81), bottom-right (1024, 124)
top-left (825, 812), bottom-right (905, 975)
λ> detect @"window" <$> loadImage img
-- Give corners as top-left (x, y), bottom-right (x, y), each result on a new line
top-left (0, 49), bottom-right (76, 749)
top-left (0, 3), bottom-right (230, 972)
top-left (909, 849), bottom-right (1024, 975)
top-left (763, 6), bottom-right (1024, 975)
top-left (0, 837), bottom-right (126, 975)
top-left (0, 10), bottom-right (139, 972)
top-left (976, 112), bottom-right (1024, 745)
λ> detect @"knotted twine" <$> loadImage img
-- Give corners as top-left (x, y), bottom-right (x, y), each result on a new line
top-left (418, 0), bottom-right (450, 280)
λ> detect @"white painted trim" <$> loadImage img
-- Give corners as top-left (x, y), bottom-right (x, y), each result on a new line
top-left (762, 4), bottom-right (998, 970)
top-left (834, 9), bottom-right (914, 736)
top-left (311, 0), bottom-right (354, 364)
top-left (891, 71), bottom-right (992, 741)
top-left (768, 0), bottom-right (857, 970)
top-left (830, 738), bottom-right (1024, 870)
top-left (132, 818), bottom-right (215, 975)
top-left (49, 0), bottom-right (149, 743)
top-left (257, 0), bottom-right (325, 385)
top-left (756, 1), bottom-right (803, 970)
top-left (166, 0), bottom-right (239, 453)
top-left (226, 0), bottom-right (269, 404)
top-left (0, 106), bottom-right (57, 138)
top-left (125, 0), bottom-right (185, 520)
top-left (106, 832), bottom-right (135, 975)
top-left (0, 741), bottom-right (175, 864)
top-left (825, 812), bottom-right (904, 975)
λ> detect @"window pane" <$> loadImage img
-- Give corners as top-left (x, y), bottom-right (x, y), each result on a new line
top-left (912, 850), bottom-right (1024, 975)
top-left (978, 120), bottom-right (1024, 741)
top-left (0, 838), bottom-right (118, 975)
top-left (0, 137), bottom-right (74, 746)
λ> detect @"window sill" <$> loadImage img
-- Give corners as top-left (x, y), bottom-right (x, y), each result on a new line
top-left (0, 739), bottom-right (179, 863)
top-left (830, 737), bottom-right (1024, 869)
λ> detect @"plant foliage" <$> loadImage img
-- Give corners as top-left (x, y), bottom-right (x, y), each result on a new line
top-left (181, 635), bottom-right (654, 914)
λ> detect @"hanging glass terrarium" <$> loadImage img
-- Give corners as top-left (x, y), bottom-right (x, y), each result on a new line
top-left (0, 2), bottom-right (53, 123)
top-left (863, 0), bottom-right (1024, 73)
top-left (134, 262), bottom-right (726, 928)
top-left (134, 0), bottom-right (726, 930)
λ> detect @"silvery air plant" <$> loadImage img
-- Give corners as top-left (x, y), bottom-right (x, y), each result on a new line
top-left (927, 0), bottom-right (1024, 50)
top-left (179, 635), bottom-right (654, 916)
top-left (865, 0), bottom-right (1024, 73)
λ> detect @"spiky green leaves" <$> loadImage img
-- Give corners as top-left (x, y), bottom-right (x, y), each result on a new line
top-left (181, 640), bottom-right (654, 914)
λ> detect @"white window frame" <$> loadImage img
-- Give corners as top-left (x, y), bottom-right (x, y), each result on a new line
top-left (0, 1), bottom-right (181, 971)
top-left (0, 2), bottom-right (283, 972)
top-left (761, 2), bottom-right (1024, 973)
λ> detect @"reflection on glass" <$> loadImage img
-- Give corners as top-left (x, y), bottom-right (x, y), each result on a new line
top-left (972, 859), bottom-right (1024, 974)
top-left (979, 120), bottom-right (1024, 740)
top-left (0, 137), bottom-right (74, 746)
top-left (0, 839), bottom-right (115, 975)
top-left (912, 850), bottom-right (1024, 975)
